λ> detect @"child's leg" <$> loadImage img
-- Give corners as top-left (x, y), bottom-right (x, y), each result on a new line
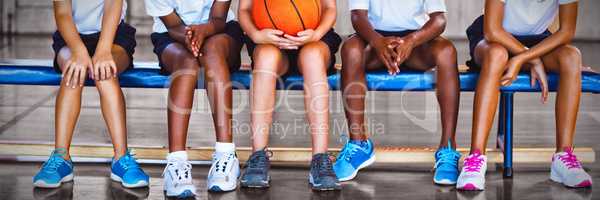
top-left (161, 43), bottom-right (201, 152)
top-left (250, 44), bottom-right (288, 152)
top-left (298, 41), bottom-right (331, 154)
top-left (94, 45), bottom-right (131, 159)
top-left (340, 36), bottom-right (369, 141)
top-left (200, 34), bottom-right (242, 142)
top-left (540, 45), bottom-right (582, 151)
top-left (54, 47), bottom-right (85, 160)
top-left (470, 41), bottom-right (510, 153)
top-left (403, 37), bottom-right (460, 148)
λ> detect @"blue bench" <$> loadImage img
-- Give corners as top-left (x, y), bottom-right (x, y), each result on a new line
top-left (1, 61), bottom-right (599, 178)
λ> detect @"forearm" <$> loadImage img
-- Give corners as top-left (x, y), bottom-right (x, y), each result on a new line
top-left (485, 30), bottom-right (528, 55)
top-left (97, 0), bottom-right (123, 53)
top-left (53, 0), bottom-right (87, 54)
top-left (518, 31), bottom-right (573, 61)
top-left (203, 0), bottom-right (230, 37)
top-left (351, 11), bottom-right (384, 46)
top-left (313, 5), bottom-right (336, 40)
top-left (238, 8), bottom-right (260, 40)
top-left (166, 25), bottom-right (188, 44)
top-left (403, 12), bottom-right (446, 47)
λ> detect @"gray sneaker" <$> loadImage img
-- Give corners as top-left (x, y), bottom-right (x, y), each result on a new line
top-left (309, 153), bottom-right (341, 191)
top-left (240, 149), bottom-right (271, 188)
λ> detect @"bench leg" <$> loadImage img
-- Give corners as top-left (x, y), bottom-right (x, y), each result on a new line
top-left (501, 92), bottom-right (514, 178)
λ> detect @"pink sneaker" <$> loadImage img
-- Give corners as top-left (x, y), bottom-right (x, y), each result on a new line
top-left (457, 150), bottom-right (487, 190)
top-left (550, 147), bottom-right (593, 188)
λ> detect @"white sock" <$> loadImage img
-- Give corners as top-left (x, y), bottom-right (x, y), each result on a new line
top-left (167, 151), bottom-right (188, 161)
top-left (215, 142), bottom-right (236, 154)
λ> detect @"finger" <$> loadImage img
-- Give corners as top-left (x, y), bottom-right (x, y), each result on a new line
top-left (62, 60), bottom-right (72, 78)
top-left (99, 64), bottom-right (105, 80)
top-left (78, 66), bottom-right (86, 87)
top-left (196, 40), bottom-right (204, 57)
top-left (64, 62), bottom-right (75, 86)
top-left (71, 67), bottom-right (80, 88)
top-left (103, 64), bottom-right (109, 80)
top-left (283, 34), bottom-right (305, 43)
top-left (271, 29), bottom-right (284, 36)
top-left (530, 72), bottom-right (537, 88)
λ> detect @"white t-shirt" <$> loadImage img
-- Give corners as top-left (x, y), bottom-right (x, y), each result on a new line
top-left (501, 0), bottom-right (578, 35)
top-left (349, 0), bottom-right (446, 32)
top-left (145, 0), bottom-right (235, 33)
top-left (72, 0), bottom-right (127, 34)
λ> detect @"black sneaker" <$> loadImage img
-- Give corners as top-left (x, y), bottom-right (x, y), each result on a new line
top-left (309, 153), bottom-right (341, 191)
top-left (240, 149), bottom-right (271, 188)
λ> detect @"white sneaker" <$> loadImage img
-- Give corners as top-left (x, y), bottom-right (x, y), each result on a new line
top-left (457, 150), bottom-right (487, 191)
top-left (550, 148), bottom-right (593, 188)
top-left (207, 152), bottom-right (240, 192)
top-left (163, 152), bottom-right (197, 198)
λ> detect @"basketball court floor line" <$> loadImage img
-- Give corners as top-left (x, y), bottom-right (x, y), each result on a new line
top-left (0, 89), bottom-right (57, 134)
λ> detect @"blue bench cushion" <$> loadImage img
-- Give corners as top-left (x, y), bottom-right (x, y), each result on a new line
top-left (1, 65), bottom-right (599, 93)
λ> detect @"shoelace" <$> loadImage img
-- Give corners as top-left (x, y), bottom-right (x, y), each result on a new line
top-left (464, 154), bottom-right (484, 172)
top-left (163, 158), bottom-right (192, 184)
top-left (338, 144), bottom-right (360, 162)
top-left (119, 153), bottom-right (140, 171)
top-left (213, 153), bottom-right (234, 174)
top-left (435, 148), bottom-right (460, 169)
top-left (558, 150), bottom-right (582, 169)
top-left (42, 155), bottom-right (63, 172)
top-left (247, 150), bottom-right (271, 169)
top-left (314, 154), bottom-right (336, 177)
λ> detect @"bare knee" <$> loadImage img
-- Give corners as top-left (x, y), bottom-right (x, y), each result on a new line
top-left (202, 35), bottom-right (231, 79)
top-left (556, 45), bottom-right (582, 76)
top-left (341, 36), bottom-right (366, 74)
top-left (253, 44), bottom-right (283, 73)
top-left (431, 38), bottom-right (457, 69)
top-left (482, 43), bottom-right (509, 75)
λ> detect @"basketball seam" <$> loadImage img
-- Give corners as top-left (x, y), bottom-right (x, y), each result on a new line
top-left (263, 0), bottom-right (279, 30)
top-left (289, 0), bottom-right (307, 31)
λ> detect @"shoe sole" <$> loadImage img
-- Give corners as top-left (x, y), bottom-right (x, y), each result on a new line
top-left (550, 169), bottom-right (593, 188)
top-left (208, 184), bottom-right (237, 192)
top-left (110, 173), bottom-right (148, 188)
top-left (164, 189), bottom-right (195, 198)
top-left (458, 183), bottom-right (484, 191)
top-left (33, 173), bottom-right (74, 188)
top-left (338, 155), bottom-right (376, 182)
top-left (240, 176), bottom-right (271, 188)
top-left (309, 174), bottom-right (342, 191)
top-left (433, 178), bottom-right (457, 185)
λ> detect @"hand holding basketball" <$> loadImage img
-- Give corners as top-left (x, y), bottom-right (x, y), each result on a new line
top-left (284, 29), bottom-right (317, 47)
top-left (252, 0), bottom-right (321, 36)
top-left (251, 29), bottom-right (298, 50)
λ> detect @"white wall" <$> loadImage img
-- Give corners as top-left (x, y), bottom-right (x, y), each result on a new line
top-left (2, 0), bottom-right (599, 40)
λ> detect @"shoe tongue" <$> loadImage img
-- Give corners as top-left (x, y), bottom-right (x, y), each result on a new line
top-left (562, 147), bottom-right (574, 154)
top-left (470, 149), bottom-right (482, 157)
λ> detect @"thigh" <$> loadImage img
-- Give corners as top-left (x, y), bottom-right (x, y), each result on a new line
top-left (111, 44), bottom-right (132, 74)
top-left (160, 43), bottom-right (199, 74)
top-left (541, 44), bottom-right (580, 73)
top-left (56, 47), bottom-right (73, 72)
top-left (403, 37), bottom-right (454, 71)
top-left (203, 33), bottom-right (243, 69)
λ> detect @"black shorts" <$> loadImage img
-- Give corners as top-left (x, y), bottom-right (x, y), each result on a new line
top-left (466, 15), bottom-right (551, 69)
top-left (52, 22), bottom-right (137, 73)
top-left (151, 21), bottom-right (244, 75)
top-left (244, 29), bottom-right (342, 76)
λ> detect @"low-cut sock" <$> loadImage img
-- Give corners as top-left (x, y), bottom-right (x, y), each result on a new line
top-left (214, 142), bottom-right (236, 158)
top-left (167, 150), bottom-right (188, 161)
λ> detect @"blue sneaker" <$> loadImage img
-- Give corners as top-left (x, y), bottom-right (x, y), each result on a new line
top-left (333, 139), bottom-right (375, 181)
top-left (33, 148), bottom-right (74, 188)
top-left (433, 141), bottom-right (461, 185)
top-left (111, 150), bottom-right (149, 188)
top-left (309, 153), bottom-right (341, 191)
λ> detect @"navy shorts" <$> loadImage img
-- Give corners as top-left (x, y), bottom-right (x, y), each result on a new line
top-left (52, 22), bottom-right (137, 73)
top-left (466, 15), bottom-right (551, 70)
top-left (244, 29), bottom-right (342, 76)
top-left (151, 21), bottom-right (244, 75)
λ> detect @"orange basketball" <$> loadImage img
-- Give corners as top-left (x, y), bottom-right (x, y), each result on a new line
top-left (252, 0), bottom-right (321, 36)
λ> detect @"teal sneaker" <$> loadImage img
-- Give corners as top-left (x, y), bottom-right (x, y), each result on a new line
top-left (333, 139), bottom-right (375, 181)
top-left (33, 148), bottom-right (74, 188)
top-left (111, 149), bottom-right (149, 188)
top-left (433, 141), bottom-right (461, 185)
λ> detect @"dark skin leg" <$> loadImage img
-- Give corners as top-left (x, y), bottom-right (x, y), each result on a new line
top-left (55, 45), bottom-right (131, 160)
top-left (199, 33), bottom-right (242, 143)
top-left (341, 35), bottom-right (460, 148)
top-left (161, 43), bottom-right (201, 152)
top-left (470, 41), bottom-right (582, 154)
